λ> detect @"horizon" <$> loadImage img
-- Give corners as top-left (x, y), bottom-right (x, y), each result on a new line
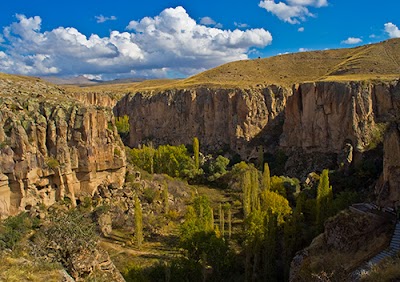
top-left (0, 0), bottom-right (399, 80)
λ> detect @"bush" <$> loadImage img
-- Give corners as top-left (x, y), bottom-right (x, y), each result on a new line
top-left (31, 209), bottom-right (98, 271)
top-left (0, 212), bottom-right (39, 250)
top-left (46, 157), bottom-right (60, 169)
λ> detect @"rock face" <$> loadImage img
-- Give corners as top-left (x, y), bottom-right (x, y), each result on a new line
top-left (115, 86), bottom-right (290, 158)
top-left (376, 122), bottom-right (400, 207)
top-left (69, 92), bottom-right (119, 108)
top-left (0, 77), bottom-right (126, 218)
top-left (281, 81), bottom-right (400, 154)
top-left (281, 80), bottom-right (400, 177)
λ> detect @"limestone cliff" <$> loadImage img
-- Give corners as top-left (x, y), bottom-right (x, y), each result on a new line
top-left (0, 75), bottom-right (126, 218)
top-left (115, 86), bottom-right (290, 159)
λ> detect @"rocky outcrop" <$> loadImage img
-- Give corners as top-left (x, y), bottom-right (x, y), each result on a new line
top-left (376, 123), bottom-right (400, 207)
top-left (0, 77), bottom-right (126, 218)
top-left (281, 80), bottom-right (400, 154)
top-left (289, 210), bottom-right (393, 281)
top-left (280, 80), bottom-right (400, 177)
top-left (115, 86), bottom-right (291, 158)
top-left (68, 92), bottom-right (119, 108)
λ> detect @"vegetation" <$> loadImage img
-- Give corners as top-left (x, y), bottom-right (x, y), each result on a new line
top-left (134, 195), bottom-right (144, 249)
top-left (115, 115), bottom-right (130, 141)
top-left (0, 136), bottom-right (376, 281)
top-left (45, 157), bottom-right (60, 170)
top-left (193, 137), bottom-right (200, 170)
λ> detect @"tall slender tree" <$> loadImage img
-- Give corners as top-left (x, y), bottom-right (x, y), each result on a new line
top-left (193, 137), bottom-right (200, 170)
top-left (163, 181), bottom-right (169, 214)
top-left (262, 163), bottom-right (271, 191)
top-left (316, 169), bottom-right (333, 232)
top-left (134, 195), bottom-right (143, 249)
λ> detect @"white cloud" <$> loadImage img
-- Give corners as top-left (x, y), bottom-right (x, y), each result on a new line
top-left (298, 47), bottom-right (309, 52)
top-left (287, 0), bottom-right (328, 7)
top-left (369, 34), bottom-right (376, 38)
top-left (200, 17), bottom-right (215, 25)
top-left (298, 27), bottom-right (304, 32)
top-left (235, 22), bottom-right (250, 28)
top-left (259, 1), bottom-right (314, 24)
top-left (384, 22), bottom-right (400, 38)
top-left (0, 7), bottom-right (273, 78)
top-left (341, 37), bottom-right (362, 44)
top-left (199, 16), bottom-right (222, 28)
top-left (95, 15), bottom-right (117, 23)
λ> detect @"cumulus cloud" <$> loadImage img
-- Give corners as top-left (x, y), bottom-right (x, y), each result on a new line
top-left (259, 0), bottom-right (328, 24)
top-left (0, 7), bottom-right (273, 78)
top-left (95, 15), bottom-right (117, 23)
top-left (259, 1), bottom-right (313, 24)
top-left (298, 27), bottom-right (304, 32)
top-left (341, 37), bottom-right (362, 44)
top-left (384, 22), bottom-right (400, 38)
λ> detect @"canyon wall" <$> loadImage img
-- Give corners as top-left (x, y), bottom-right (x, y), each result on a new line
top-left (115, 86), bottom-right (291, 159)
top-left (0, 78), bottom-right (126, 218)
top-left (281, 81), bottom-right (400, 154)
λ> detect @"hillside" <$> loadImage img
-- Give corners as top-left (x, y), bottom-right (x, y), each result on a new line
top-left (185, 38), bottom-right (400, 88)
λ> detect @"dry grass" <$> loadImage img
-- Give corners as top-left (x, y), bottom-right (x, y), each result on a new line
top-left (362, 256), bottom-right (400, 282)
top-left (61, 38), bottom-right (400, 95)
top-left (0, 254), bottom-right (62, 282)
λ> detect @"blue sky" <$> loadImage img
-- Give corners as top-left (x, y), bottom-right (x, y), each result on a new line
top-left (0, 0), bottom-right (399, 80)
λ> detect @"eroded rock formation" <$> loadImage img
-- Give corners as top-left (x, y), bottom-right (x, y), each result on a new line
top-left (115, 86), bottom-right (291, 159)
top-left (0, 77), bottom-right (126, 218)
top-left (281, 81), bottom-right (400, 154)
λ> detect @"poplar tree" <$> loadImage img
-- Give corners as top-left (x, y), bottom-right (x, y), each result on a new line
top-left (163, 181), bottom-right (169, 214)
top-left (219, 203), bottom-right (225, 237)
top-left (134, 195), bottom-right (143, 249)
top-left (227, 207), bottom-right (232, 239)
top-left (193, 137), bottom-right (200, 170)
top-left (242, 170), bottom-right (252, 218)
top-left (262, 163), bottom-right (271, 191)
top-left (250, 168), bottom-right (260, 212)
top-left (316, 169), bottom-right (333, 232)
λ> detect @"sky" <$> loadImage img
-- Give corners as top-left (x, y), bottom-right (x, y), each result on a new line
top-left (0, 0), bottom-right (399, 80)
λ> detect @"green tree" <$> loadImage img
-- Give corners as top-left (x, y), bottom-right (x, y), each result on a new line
top-left (193, 137), bottom-right (200, 170)
top-left (180, 196), bottom-right (214, 241)
top-left (163, 182), bottom-right (169, 214)
top-left (134, 195), bottom-right (144, 248)
top-left (262, 162), bottom-right (271, 191)
top-left (260, 190), bottom-right (292, 225)
top-left (115, 115), bottom-right (130, 134)
top-left (219, 203), bottom-right (225, 237)
top-left (316, 169), bottom-right (333, 232)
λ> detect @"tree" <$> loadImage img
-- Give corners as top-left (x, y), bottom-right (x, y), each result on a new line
top-left (134, 195), bottom-right (144, 248)
top-left (219, 203), bottom-right (225, 237)
top-left (163, 182), bottom-right (169, 214)
top-left (193, 137), bottom-right (200, 170)
top-left (262, 163), bottom-right (271, 191)
top-left (316, 169), bottom-right (333, 232)
top-left (180, 196), bottom-right (214, 241)
top-left (260, 190), bottom-right (292, 225)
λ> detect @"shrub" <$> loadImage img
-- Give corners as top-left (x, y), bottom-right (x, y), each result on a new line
top-left (0, 212), bottom-right (39, 250)
top-left (46, 157), bottom-right (60, 169)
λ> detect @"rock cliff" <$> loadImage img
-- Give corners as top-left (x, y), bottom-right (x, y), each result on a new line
top-left (281, 80), bottom-right (400, 154)
top-left (0, 75), bottom-right (126, 218)
top-left (280, 80), bottom-right (400, 176)
top-left (115, 86), bottom-right (290, 159)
